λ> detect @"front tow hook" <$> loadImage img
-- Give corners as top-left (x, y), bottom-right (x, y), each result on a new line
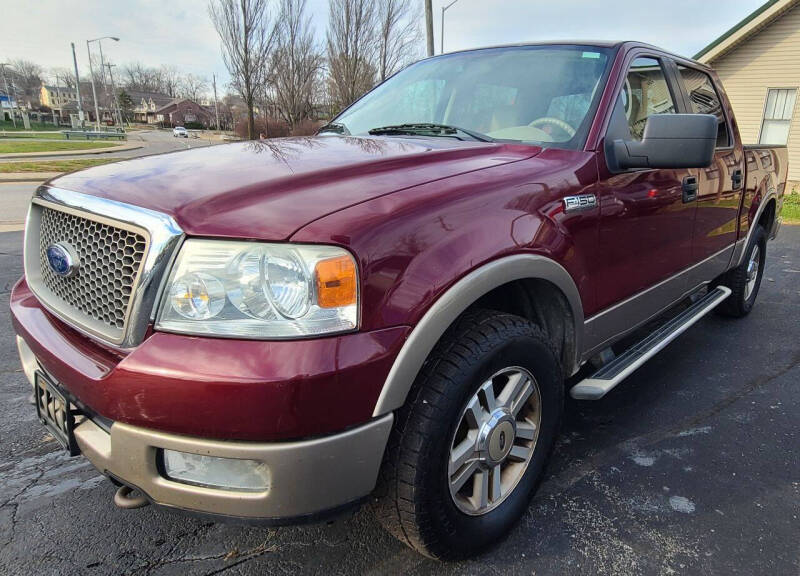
top-left (113, 485), bottom-right (150, 509)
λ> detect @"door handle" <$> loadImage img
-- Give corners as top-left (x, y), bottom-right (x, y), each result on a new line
top-left (682, 176), bottom-right (698, 203)
top-left (732, 169), bottom-right (743, 190)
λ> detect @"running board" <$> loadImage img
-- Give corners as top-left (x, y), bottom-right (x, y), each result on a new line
top-left (570, 286), bottom-right (732, 400)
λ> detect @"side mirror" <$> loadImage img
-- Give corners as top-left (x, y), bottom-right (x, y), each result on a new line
top-left (609, 114), bottom-right (717, 171)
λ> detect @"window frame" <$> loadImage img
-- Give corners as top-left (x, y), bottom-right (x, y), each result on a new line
top-left (671, 61), bottom-right (734, 150)
top-left (603, 51), bottom-right (683, 145)
top-left (757, 87), bottom-right (798, 146)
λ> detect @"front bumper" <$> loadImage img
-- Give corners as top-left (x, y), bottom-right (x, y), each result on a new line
top-left (11, 277), bottom-right (409, 441)
top-left (73, 414), bottom-right (393, 520)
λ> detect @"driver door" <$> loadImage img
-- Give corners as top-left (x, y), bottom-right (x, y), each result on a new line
top-left (593, 55), bottom-right (697, 326)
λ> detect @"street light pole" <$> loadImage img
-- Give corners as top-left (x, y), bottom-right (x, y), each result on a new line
top-left (441, 0), bottom-right (461, 55)
top-left (212, 73), bottom-right (220, 131)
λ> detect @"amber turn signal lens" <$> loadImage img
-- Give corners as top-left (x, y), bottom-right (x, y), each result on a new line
top-left (315, 255), bottom-right (357, 308)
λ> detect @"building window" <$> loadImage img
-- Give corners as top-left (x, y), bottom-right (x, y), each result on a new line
top-left (759, 88), bottom-right (797, 145)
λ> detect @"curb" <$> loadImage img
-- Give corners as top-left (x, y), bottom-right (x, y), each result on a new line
top-left (0, 172), bottom-right (61, 183)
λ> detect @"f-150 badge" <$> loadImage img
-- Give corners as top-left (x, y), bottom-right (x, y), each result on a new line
top-left (563, 194), bottom-right (597, 213)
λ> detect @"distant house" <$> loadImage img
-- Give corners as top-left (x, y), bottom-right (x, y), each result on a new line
top-left (154, 98), bottom-right (214, 127)
top-left (125, 90), bottom-right (174, 123)
top-left (40, 82), bottom-right (100, 121)
top-left (696, 0), bottom-right (800, 184)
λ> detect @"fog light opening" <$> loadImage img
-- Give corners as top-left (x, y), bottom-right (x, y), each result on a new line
top-left (160, 449), bottom-right (270, 492)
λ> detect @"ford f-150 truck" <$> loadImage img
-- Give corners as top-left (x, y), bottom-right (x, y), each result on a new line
top-left (12, 41), bottom-right (787, 559)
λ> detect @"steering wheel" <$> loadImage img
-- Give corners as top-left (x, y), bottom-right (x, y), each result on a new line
top-left (528, 117), bottom-right (576, 138)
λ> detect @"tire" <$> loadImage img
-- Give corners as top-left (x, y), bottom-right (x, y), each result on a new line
top-left (372, 309), bottom-right (563, 559)
top-left (716, 225), bottom-right (767, 317)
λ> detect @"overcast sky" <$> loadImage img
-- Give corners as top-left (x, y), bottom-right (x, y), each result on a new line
top-left (1, 0), bottom-right (767, 91)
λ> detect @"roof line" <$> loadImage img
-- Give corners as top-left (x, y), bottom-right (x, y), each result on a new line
top-left (694, 0), bottom-right (787, 60)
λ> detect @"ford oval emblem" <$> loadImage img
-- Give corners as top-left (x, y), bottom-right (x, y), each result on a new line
top-left (46, 242), bottom-right (79, 278)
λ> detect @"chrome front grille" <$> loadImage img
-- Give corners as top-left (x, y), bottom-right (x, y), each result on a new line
top-left (38, 206), bottom-right (148, 331)
top-left (25, 186), bottom-right (184, 348)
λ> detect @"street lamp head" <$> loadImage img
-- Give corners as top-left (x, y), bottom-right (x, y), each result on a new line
top-left (110, 37), bottom-right (120, 42)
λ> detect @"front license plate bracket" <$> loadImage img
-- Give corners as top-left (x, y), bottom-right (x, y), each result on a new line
top-left (34, 371), bottom-right (80, 456)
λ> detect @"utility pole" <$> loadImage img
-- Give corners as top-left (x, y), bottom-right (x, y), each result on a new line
top-left (425, 0), bottom-right (434, 56)
top-left (71, 42), bottom-right (85, 124)
top-left (86, 41), bottom-right (100, 129)
top-left (0, 63), bottom-right (16, 128)
top-left (86, 37), bottom-right (119, 130)
top-left (212, 73), bottom-right (220, 131)
top-left (105, 63), bottom-right (123, 128)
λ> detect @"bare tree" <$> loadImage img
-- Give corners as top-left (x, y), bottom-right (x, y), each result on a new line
top-left (271, 0), bottom-right (322, 130)
top-left (9, 59), bottom-right (43, 107)
top-left (122, 62), bottom-right (164, 93)
top-left (159, 65), bottom-right (182, 97)
top-left (180, 74), bottom-right (209, 101)
top-left (376, 0), bottom-right (420, 81)
top-left (326, 0), bottom-right (377, 113)
top-left (50, 68), bottom-right (76, 90)
top-left (209, 0), bottom-right (278, 139)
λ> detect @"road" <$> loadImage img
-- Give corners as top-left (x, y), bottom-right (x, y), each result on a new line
top-left (0, 223), bottom-right (798, 575)
top-left (0, 129), bottom-right (218, 163)
top-left (0, 130), bottom-right (220, 229)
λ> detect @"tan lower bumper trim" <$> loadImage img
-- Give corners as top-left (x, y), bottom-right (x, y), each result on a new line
top-left (74, 415), bottom-right (393, 519)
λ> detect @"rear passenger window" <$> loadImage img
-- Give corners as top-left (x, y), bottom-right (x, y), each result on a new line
top-left (620, 57), bottom-right (676, 140)
top-left (677, 65), bottom-right (731, 147)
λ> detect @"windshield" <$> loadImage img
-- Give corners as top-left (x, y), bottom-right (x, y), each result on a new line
top-left (333, 45), bottom-right (613, 148)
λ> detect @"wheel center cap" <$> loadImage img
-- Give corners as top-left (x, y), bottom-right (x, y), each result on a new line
top-left (480, 410), bottom-right (516, 464)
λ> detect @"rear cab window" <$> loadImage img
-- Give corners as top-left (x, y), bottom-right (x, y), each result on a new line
top-left (676, 65), bottom-right (731, 148)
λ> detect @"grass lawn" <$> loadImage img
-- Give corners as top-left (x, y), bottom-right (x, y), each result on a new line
top-left (0, 158), bottom-right (117, 173)
top-left (0, 132), bottom-right (66, 139)
top-left (783, 193), bottom-right (800, 224)
top-left (0, 121), bottom-right (62, 132)
top-left (0, 140), bottom-right (118, 153)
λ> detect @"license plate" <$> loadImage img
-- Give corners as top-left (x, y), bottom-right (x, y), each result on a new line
top-left (34, 371), bottom-right (80, 456)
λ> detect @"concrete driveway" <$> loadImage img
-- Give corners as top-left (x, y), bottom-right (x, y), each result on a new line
top-left (0, 226), bottom-right (798, 575)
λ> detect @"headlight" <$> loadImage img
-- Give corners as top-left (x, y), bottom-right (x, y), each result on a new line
top-left (155, 239), bottom-right (358, 338)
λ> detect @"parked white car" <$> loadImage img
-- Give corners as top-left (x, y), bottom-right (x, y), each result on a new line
top-left (172, 126), bottom-right (188, 138)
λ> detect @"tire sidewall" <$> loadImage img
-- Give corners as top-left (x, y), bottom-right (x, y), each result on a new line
top-left (741, 226), bottom-right (767, 313)
top-left (421, 328), bottom-right (562, 556)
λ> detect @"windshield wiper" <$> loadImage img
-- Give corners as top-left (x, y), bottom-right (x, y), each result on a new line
top-left (368, 123), bottom-right (494, 142)
top-left (318, 122), bottom-right (350, 135)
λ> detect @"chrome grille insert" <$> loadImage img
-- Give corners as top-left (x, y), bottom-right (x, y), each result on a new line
top-left (39, 207), bottom-right (148, 331)
top-left (25, 186), bottom-right (184, 348)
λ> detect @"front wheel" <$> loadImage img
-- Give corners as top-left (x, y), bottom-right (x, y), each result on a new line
top-left (372, 310), bottom-right (563, 559)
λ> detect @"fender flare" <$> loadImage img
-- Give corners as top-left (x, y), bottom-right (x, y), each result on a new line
top-left (733, 188), bottom-right (777, 266)
top-left (372, 254), bottom-right (584, 416)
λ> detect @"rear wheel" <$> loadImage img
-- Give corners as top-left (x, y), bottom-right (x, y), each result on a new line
top-left (372, 309), bottom-right (563, 559)
top-left (717, 225), bottom-right (767, 317)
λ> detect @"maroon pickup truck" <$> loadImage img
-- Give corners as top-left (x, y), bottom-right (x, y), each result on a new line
top-left (12, 41), bottom-right (787, 559)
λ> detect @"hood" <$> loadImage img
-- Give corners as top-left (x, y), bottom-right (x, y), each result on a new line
top-left (51, 135), bottom-right (540, 240)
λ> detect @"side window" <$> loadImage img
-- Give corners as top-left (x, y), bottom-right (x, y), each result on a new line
top-left (619, 57), bottom-right (676, 140)
top-left (677, 65), bottom-right (731, 147)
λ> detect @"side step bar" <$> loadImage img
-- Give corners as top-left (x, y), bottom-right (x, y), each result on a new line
top-left (570, 286), bottom-right (732, 400)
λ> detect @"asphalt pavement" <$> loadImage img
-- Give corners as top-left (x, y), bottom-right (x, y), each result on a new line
top-left (0, 224), bottom-right (798, 575)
